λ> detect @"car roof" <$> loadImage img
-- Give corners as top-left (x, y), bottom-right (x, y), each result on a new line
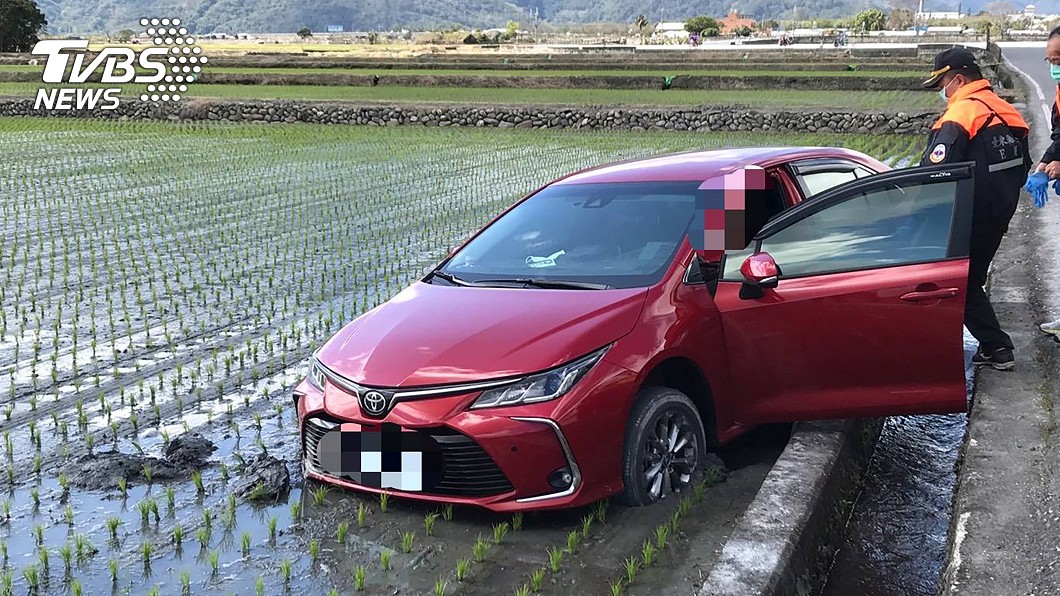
top-left (552, 146), bottom-right (880, 185)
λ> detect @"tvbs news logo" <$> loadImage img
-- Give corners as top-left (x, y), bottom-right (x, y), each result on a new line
top-left (31, 17), bottom-right (206, 111)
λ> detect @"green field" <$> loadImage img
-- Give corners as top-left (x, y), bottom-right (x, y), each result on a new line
top-left (0, 83), bottom-right (937, 109)
top-left (0, 64), bottom-right (915, 77)
top-left (0, 117), bottom-right (923, 594)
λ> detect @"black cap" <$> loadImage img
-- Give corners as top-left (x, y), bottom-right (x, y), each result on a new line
top-left (922, 47), bottom-right (982, 88)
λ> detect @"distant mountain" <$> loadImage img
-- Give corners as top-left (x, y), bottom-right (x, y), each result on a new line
top-left (33, 0), bottom-right (1058, 35)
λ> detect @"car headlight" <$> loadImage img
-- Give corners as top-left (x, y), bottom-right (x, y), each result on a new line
top-left (307, 356), bottom-right (326, 392)
top-left (470, 346), bottom-right (610, 409)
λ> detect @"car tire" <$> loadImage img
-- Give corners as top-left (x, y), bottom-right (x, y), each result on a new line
top-left (618, 387), bottom-right (707, 507)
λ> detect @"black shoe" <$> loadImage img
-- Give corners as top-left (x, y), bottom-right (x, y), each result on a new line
top-left (972, 348), bottom-right (1015, 371)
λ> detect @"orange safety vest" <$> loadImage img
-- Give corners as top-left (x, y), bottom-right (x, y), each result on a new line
top-left (931, 79), bottom-right (1029, 138)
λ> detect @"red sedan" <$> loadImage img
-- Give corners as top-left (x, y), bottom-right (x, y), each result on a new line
top-left (293, 146), bottom-right (975, 512)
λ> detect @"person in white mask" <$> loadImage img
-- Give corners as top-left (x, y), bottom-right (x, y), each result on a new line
top-left (1035, 28), bottom-right (1060, 339)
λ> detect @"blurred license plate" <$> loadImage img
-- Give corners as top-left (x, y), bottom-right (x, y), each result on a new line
top-left (316, 422), bottom-right (441, 492)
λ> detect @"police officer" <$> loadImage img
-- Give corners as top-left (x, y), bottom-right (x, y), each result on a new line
top-left (921, 47), bottom-right (1031, 370)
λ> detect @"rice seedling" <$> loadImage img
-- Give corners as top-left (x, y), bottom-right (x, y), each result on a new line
top-left (70, 578), bottom-right (82, 596)
top-left (191, 470), bottom-right (204, 493)
top-left (255, 578), bottom-right (265, 596)
top-left (593, 500), bottom-right (609, 524)
top-left (609, 579), bottom-right (624, 596)
top-left (268, 516), bottom-right (278, 540)
top-left (197, 527), bottom-right (211, 549)
top-left (441, 504), bottom-right (454, 521)
top-left (492, 522), bottom-right (509, 544)
top-left (141, 541), bottom-right (153, 564)
top-left (308, 539), bottom-right (319, 563)
top-left (547, 546), bottom-right (564, 572)
top-left (581, 514), bottom-right (593, 538)
top-left (641, 540), bottom-right (656, 567)
top-left (514, 585), bottom-right (531, 596)
top-left (424, 512), bottom-right (439, 536)
top-left (353, 565), bottom-right (367, 591)
top-left (279, 558), bottom-right (292, 583)
top-left (434, 578), bottom-right (448, 596)
top-left (473, 534), bottom-right (491, 562)
top-left (21, 565), bottom-right (38, 591)
top-left (290, 500), bottom-right (301, 520)
top-left (142, 463), bottom-right (153, 484)
top-left (378, 492), bottom-right (389, 512)
top-left (209, 550), bottom-right (220, 575)
top-left (32, 524), bottom-right (43, 546)
top-left (37, 547), bottom-right (48, 575)
top-left (530, 568), bottom-right (545, 591)
top-left (402, 531), bottom-right (415, 554)
top-left (668, 510), bottom-right (682, 534)
top-left (566, 530), bottom-right (580, 553)
top-left (380, 550), bottom-right (392, 572)
top-left (679, 496), bottom-right (693, 517)
top-left (356, 502), bottom-right (369, 527)
top-left (311, 484), bottom-right (330, 505)
top-left (624, 556), bottom-right (639, 583)
top-left (202, 509), bottom-right (213, 532)
top-left (172, 525), bottom-right (184, 546)
top-left (655, 525), bottom-right (670, 550)
top-left (455, 558), bottom-right (471, 581)
top-left (336, 521), bottom-right (349, 544)
top-left (512, 512), bottom-right (523, 531)
top-left (116, 477), bottom-right (128, 498)
top-left (241, 531), bottom-right (252, 555)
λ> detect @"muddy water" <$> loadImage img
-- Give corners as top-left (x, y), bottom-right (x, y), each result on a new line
top-left (821, 331), bottom-right (977, 596)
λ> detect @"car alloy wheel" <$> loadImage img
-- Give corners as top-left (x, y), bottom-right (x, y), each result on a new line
top-left (619, 387), bottom-right (706, 507)
top-left (642, 411), bottom-right (699, 500)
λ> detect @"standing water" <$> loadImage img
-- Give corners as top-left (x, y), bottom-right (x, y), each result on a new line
top-left (821, 330), bottom-right (978, 595)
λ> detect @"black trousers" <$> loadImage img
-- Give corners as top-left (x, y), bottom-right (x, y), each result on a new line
top-left (965, 198), bottom-right (1018, 353)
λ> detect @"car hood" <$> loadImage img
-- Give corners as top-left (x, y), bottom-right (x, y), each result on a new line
top-left (316, 282), bottom-right (647, 387)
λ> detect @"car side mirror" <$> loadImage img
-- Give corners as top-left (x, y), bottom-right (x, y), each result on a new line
top-left (739, 252), bottom-right (779, 298)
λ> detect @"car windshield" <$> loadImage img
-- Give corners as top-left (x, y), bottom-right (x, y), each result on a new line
top-left (439, 181), bottom-right (699, 289)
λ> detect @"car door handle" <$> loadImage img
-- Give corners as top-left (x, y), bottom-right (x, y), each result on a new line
top-left (900, 288), bottom-right (960, 302)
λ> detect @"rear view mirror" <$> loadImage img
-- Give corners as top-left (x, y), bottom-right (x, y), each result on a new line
top-left (739, 252), bottom-right (779, 300)
top-left (739, 252), bottom-right (779, 289)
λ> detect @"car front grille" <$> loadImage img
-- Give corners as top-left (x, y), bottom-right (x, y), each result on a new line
top-left (302, 415), bottom-right (514, 497)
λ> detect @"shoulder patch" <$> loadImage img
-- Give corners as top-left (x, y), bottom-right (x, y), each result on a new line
top-left (929, 143), bottom-right (947, 164)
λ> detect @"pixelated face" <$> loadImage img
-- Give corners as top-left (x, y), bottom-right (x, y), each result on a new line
top-left (690, 167), bottom-right (768, 259)
top-left (316, 422), bottom-right (443, 492)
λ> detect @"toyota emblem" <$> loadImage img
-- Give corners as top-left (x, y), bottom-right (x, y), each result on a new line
top-left (362, 391), bottom-right (387, 416)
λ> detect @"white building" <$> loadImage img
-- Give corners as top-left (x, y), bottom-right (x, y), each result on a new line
top-left (654, 22), bottom-right (689, 39)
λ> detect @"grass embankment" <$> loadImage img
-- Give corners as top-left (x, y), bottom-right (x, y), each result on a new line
top-left (0, 83), bottom-right (937, 109)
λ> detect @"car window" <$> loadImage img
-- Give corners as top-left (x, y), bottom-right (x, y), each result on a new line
top-left (441, 181), bottom-right (698, 289)
top-left (799, 170), bottom-right (859, 196)
top-left (751, 180), bottom-right (957, 279)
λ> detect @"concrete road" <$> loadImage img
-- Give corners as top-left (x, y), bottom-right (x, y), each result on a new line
top-left (941, 43), bottom-right (1060, 596)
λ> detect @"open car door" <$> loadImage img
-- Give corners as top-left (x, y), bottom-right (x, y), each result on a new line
top-left (713, 163), bottom-right (975, 423)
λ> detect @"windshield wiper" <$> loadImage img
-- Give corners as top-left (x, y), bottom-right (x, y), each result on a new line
top-left (473, 278), bottom-right (612, 290)
top-left (426, 270), bottom-right (473, 287)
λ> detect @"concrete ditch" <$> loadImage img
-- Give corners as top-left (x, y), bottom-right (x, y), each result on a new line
top-left (699, 417), bottom-right (884, 596)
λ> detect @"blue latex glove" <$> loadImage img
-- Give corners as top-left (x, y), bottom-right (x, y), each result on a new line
top-left (1025, 172), bottom-right (1049, 208)
top-left (1051, 179), bottom-right (1060, 208)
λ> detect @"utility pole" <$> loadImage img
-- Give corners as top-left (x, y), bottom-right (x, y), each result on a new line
top-left (916, 0), bottom-right (924, 39)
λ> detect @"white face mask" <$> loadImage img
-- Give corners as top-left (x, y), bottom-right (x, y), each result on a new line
top-left (939, 77), bottom-right (958, 103)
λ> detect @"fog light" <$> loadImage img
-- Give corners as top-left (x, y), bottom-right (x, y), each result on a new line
top-left (548, 467), bottom-right (574, 490)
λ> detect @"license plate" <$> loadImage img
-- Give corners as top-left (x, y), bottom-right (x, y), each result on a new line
top-left (316, 422), bottom-right (442, 492)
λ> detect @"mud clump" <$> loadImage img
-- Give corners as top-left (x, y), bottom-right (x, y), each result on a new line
top-left (234, 454), bottom-right (291, 502)
top-left (164, 433), bottom-right (217, 468)
top-left (67, 452), bottom-right (179, 490)
top-left (65, 433), bottom-right (218, 490)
